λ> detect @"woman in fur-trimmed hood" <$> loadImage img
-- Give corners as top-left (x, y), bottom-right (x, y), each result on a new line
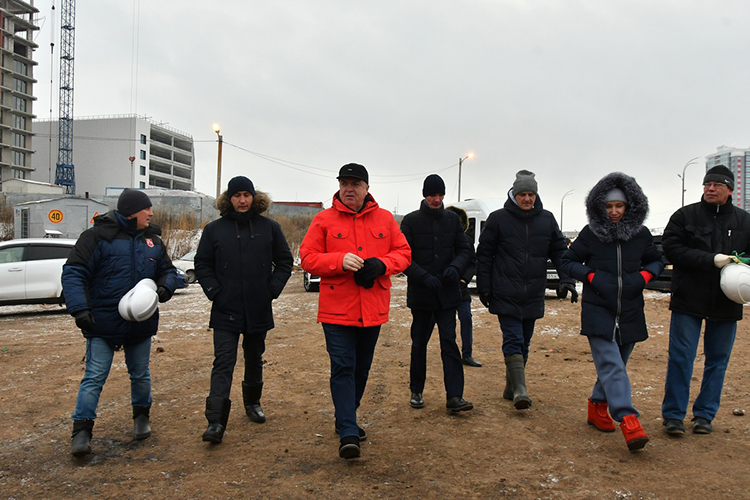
top-left (560, 172), bottom-right (664, 451)
top-left (195, 176), bottom-right (294, 444)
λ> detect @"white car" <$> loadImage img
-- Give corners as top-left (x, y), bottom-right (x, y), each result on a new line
top-left (172, 251), bottom-right (197, 284)
top-left (0, 238), bottom-right (77, 306)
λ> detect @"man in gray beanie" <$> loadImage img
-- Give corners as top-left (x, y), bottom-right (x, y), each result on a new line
top-left (661, 164), bottom-right (750, 436)
top-left (476, 170), bottom-right (575, 410)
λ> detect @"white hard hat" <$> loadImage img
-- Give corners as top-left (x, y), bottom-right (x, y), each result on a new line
top-left (720, 262), bottom-right (750, 304)
top-left (118, 278), bottom-right (159, 322)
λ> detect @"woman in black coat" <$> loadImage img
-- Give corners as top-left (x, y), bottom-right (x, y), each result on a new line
top-left (560, 172), bottom-right (663, 451)
top-left (195, 176), bottom-right (293, 444)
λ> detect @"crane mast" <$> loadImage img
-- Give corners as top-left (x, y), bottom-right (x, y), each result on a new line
top-left (54, 0), bottom-right (75, 194)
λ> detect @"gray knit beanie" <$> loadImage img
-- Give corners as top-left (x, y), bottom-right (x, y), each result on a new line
top-left (512, 170), bottom-right (538, 196)
top-left (604, 187), bottom-right (628, 204)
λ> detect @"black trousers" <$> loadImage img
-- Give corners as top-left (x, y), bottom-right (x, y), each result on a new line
top-left (409, 308), bottom-right (464, 399)
top-left (208, 329), bottom-right (267, 399)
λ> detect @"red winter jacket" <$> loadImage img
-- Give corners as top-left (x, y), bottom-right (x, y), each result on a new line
top-left (300, 193), bottom-right (411, 327)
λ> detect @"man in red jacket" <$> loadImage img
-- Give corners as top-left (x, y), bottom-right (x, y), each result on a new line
top-left (300, 163), bottom-right (411, 460)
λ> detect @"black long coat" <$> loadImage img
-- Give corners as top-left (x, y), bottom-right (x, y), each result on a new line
top-left (476, 193), bottom-right (568, 319)
top-left (401, 201), bottom-right (473, 310)
top-left (560, 172), bottom-right (663, 344)
top-left (195, 191), bottom-right (293, 334)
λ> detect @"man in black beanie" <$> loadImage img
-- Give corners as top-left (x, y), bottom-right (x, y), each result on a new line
top-left (661, 164), bottom-right (750, 436)
top-left (62, 188), bottom-right (178, 456)
top-left (195, 176), bottom-right (293, 445)
top-left (401, 174), bottom-right (474, 413)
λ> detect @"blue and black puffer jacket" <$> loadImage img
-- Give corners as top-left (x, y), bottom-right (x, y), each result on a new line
top-left (62, 210), bottom-right (178, 346)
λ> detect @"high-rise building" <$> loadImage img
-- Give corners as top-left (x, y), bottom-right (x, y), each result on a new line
top-left (0, 0), bottom-right (38, 189)
top-left (31, 115), bottom-right (195, 195)
top-left (706, 146), bottom-right (749, 210)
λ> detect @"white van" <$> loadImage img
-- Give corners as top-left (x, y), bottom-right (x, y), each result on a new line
top-left (446, 198), bottom-right (571, 298)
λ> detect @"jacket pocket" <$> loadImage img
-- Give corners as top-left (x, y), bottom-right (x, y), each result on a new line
top-left (319, 275), bottom-right (358, 317)
top-left (368, 226), bottom-right (391, 256)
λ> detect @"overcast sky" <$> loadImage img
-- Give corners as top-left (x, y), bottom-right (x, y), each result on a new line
top-left (31, 1), bottom-right (750, 231)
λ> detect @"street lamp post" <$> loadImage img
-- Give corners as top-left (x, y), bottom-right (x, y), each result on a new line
top-left (457, 152), bottom-right (474, 202)
top-left (560, 189), bottom-right (574, 232)
top-left (678, 156), bottom-right (701, 207)
top-left (213, 123), bottom-right (223, 199)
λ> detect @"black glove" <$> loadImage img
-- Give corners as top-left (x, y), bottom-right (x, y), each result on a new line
top-left (354, 258), bottom-right (387, 289)
top-left (423, 275), bottom-right (443, 292)
top-left (74, 310), bottom-right (95, 333)
top-left (156, 286), bottom-right (172, 303)
top-left (442, 266), bottom-right (460, 284)
top-left (479, 293), bottom-right (492, 308)
top-left (561, 283), bottom-right (578, 303)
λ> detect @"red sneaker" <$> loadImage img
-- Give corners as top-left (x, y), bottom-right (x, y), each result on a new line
top-left (620, 414), bottom-right (649, 451)
top-left (587, 398), bottom-right (616, 432)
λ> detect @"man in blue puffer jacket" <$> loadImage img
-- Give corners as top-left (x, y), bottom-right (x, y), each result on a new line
top-left (62, 188), bottom-right (178, 457)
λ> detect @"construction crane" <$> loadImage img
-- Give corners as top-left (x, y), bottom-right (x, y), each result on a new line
top-left (54, 0), bottom-right (75, 194)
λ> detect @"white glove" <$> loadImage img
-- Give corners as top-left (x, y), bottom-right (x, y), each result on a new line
top-left (714, 253), bottom-right (733, 268)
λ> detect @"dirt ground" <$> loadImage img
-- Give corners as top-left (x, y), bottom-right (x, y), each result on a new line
top-left (1, 272), bottom-right (749, 500)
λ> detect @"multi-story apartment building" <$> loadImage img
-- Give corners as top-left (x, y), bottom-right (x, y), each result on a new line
top-left (31, 114), bottom-right (195, 195)
top-left (0, 0), bottom-right (38, 189)
top-left (706, 145), bottom-right (750, 211)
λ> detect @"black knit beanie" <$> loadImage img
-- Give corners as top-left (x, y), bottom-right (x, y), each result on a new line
top-left (117, 188), bottom-right (152, 217)
top-left (703, 165), bottom-right (734, 190)
top-left (227, 176), bottom-right (256, 198)
top-left (423, 174), bottom-right (446, 197)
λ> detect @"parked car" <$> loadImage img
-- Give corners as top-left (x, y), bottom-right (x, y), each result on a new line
top-left (0, 238), bottom-right (77, 306)
top-left (172, 251), bottom-right (197, 284)
top-left (303, 270), bottom-right (320, 292)
top-left (644, 234), bottom-right (672, 292)
top-left (175, 268), bottom-right (190, 289)
top-left (545, 259), bottom-right (573, 299)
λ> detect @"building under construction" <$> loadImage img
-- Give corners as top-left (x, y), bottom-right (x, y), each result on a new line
top-left (0, 0), bottom-right (38, 190)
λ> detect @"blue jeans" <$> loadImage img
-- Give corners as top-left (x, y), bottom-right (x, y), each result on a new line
top-left (410, 308), bottom-right (464, 398)
top-left (588, 336), bottom-right (638, 422)
top-left (322, 323), bottom-right (380, 440)
top-left (662, 312), bottom-right (737, 421)
top-left (72, 336), bottom-right (152, 421)
top-left (498, 315), bottom-right (536, 358)
top-left (457, 300), bottom-right (473, 358)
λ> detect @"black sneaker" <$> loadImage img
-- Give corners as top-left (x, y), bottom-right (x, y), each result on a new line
top-left (334, 419), bottom-right (366, 441)
top-left (663, 418), bottom-right (686, 436)
top-left (410, 392), bottom-right (424, 409)
top-left (446, 396), bottom-right (474, 412)
top-left (692, 417), bottom-right (713, 434)
top-left (338, 435), bottom-right (361, 459)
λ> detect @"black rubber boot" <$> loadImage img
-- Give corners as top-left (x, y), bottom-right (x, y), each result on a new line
top-left (242, 381), bottom-right (266, 424)
top-left (133, 406), bottom-right (151, 440)
top-left (71, 419), bottom-right (94, 457)
top-left (202, 397), bottom-right (231, 444)
top-left (505, 354), bottom-right (532, 410)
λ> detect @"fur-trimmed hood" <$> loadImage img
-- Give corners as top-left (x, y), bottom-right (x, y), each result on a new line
top-left (216, 190), bottom-right (271, 217)
top-left (585, 172), bottom-right (648, 243)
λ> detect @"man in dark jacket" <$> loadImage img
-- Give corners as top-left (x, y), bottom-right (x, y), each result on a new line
top-left (402, 174), bottom-right (474, 412)
top-left (661, 165), bottom-right (750, 436)
top-left (445, 205), bottom-right (481, 367)
top-left (63, 188), bottom-right (179, 457)
top-left (476, 170), bottom-right (576, 410)
top-left (196, 176), bottom-right (293, 444)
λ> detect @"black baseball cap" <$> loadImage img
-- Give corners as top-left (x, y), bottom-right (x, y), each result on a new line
top-left (337, 163), bottom-right (369, 184)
